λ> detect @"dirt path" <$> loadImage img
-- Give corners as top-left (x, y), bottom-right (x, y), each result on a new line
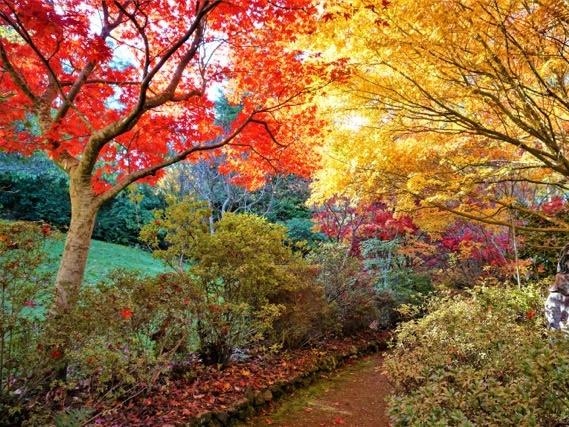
top-left (240, 353), bottom-right (392, 427)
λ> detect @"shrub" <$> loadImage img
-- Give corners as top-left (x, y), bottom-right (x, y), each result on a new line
top-left (0, 152), bottom-right (165, 246)
top-left (192, 213), bottom-right (308, 305)
top-left (384, 282), bottom-right (569, 426)
top-left (0, 221), bottom-right (230, 422)
top-left (361, 238), bottom-right (432, 327)
top-left (308, 242), bottom-right (378, 335)
top-left (0, 154), bottom-right (71, 229)
top-left (3, 264), bottom-right (203, 423)
top-left (140, 196), bottom-right (210, 271)
top-left (269, 261), bottom-right (334, 348)
top-left (191, 213), bottom-right (329, 360)
top-left (194, 301), bottom-right (282, 365)
top-left (60, 272), bottom-right (199, 392)
top-left (143, 203), bottom-right (331, 361)
top-left (283, 217), bottom-right (326, 248)
top-left (94, 185), bottom-right (166, 246)
top-left (0, 221), bottom-right (55, 425)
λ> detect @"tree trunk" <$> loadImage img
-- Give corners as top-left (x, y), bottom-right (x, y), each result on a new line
top-left (53, 180), bottom-right (98, 314)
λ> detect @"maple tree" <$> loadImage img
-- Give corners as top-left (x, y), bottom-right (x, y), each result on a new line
top-left (308, 0), bottom-right (569, 238)
top-left (313, 196), bottom-right (415, 253)
top-left (0, 0), bottom-right (332, 314)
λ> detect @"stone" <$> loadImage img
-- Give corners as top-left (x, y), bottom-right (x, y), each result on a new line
top-left (253, 391), bottom-right (265, 406)
top-left (194, 411), bottom-right (212, 426)
top-left (270, 383), bottom-right (283, 398)
top-left (214, 411), bottom-right (229, 424)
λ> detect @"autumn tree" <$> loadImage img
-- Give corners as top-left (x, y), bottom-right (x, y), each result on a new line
top-left (309, 0), bottom-right (569, 237)
top-left (313, 196), bottom-right (416, 252)
top-left (0, 0), bottom-right (331, 315)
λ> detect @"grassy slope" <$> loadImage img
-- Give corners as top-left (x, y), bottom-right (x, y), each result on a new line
top-left (45, 237), bottom-right (168, 284)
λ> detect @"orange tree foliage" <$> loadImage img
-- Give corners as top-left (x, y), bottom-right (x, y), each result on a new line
top-left (0, 0), bottom-right (339, 311)
top-left (308, 0), bottom-right (569, 236)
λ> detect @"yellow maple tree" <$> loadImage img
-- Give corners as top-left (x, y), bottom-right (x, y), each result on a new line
top-left (308, 0), bottom-right (569, 234)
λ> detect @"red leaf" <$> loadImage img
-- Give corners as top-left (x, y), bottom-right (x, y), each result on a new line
top-left (41, 223), bottom-right (52, 236)
top-left (120, 308), bottom-right (133, 320)
top-left (50, 349), bottom-right (63, 360)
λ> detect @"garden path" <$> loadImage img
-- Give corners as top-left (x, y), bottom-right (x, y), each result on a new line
top-left (241, 353), bottom-right (392, 427)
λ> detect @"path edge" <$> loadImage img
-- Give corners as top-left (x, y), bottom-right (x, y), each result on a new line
top-left (187, 336), bottom-right (390, 426)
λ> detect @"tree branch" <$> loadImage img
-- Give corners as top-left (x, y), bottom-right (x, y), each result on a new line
top-left (96, 112), bottom-right (257, 205)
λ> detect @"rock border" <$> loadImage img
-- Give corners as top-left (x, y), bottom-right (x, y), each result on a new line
top-left (188, 338), bottom-right (389, 426)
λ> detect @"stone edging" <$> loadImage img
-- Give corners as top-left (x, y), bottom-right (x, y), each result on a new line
top-left (188, 338), bottom-right (389, 426)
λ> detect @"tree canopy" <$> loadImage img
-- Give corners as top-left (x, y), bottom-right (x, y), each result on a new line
top-left (0, 0), bottom-right (332, 195)
top-left (308, 0), bottom-right (569, 235)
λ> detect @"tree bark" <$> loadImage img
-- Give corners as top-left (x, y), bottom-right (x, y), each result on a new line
top-left (53, 178), bottom-right (98, 314)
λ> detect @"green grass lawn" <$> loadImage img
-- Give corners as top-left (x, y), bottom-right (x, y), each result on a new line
top-left (44, 237), bottom-right (169, 284)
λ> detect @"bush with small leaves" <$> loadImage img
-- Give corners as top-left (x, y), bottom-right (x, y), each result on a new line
top-left (59, 272), bottom-right (200, 396)
top-left (139, 196), bottom-right (210, 271)
top-left (362, 238), bottom-right (432, 328)
top-left (385, 282), bottom-right (569, 426)
top-left (191, 213), bottom-right (330, 360)
top-left (0, 221), bottom-right (56, 425)
top-left (269, 260), bottom-right (334, 348)
top-left (143, 202), bottom-right (332, 360)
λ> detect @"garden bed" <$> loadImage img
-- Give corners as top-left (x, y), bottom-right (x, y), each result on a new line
top-left (93, 332), bottom-right (389, 426)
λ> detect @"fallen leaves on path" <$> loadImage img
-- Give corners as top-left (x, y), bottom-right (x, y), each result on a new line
top-left (93, 333), bottom-right (388, 426)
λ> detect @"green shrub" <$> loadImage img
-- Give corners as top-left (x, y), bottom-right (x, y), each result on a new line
top-left (191, 213), bottom-right (329, 359)
top-left (283, 217), bottom-right (326, 247)
top-left (143, 203), bottom-right (331, 361)
top-left (0, 154), bottom-right (71, 229)
top-left (139, 196), bottom-right (210, 271)
top-left (385, 282), bottom-right (569, 426)
top-left (0, 152), bottom-right (165, 246)
top-left (192, 213), bottom-right (308, 305)
top-left (94, 185), bottom-right (166, 246)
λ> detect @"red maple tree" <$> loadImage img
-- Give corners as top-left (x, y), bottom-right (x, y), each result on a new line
top-left (0, 0), bottom-right (336, 313)
top-left (313, 197), bottom-right (416, 253)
